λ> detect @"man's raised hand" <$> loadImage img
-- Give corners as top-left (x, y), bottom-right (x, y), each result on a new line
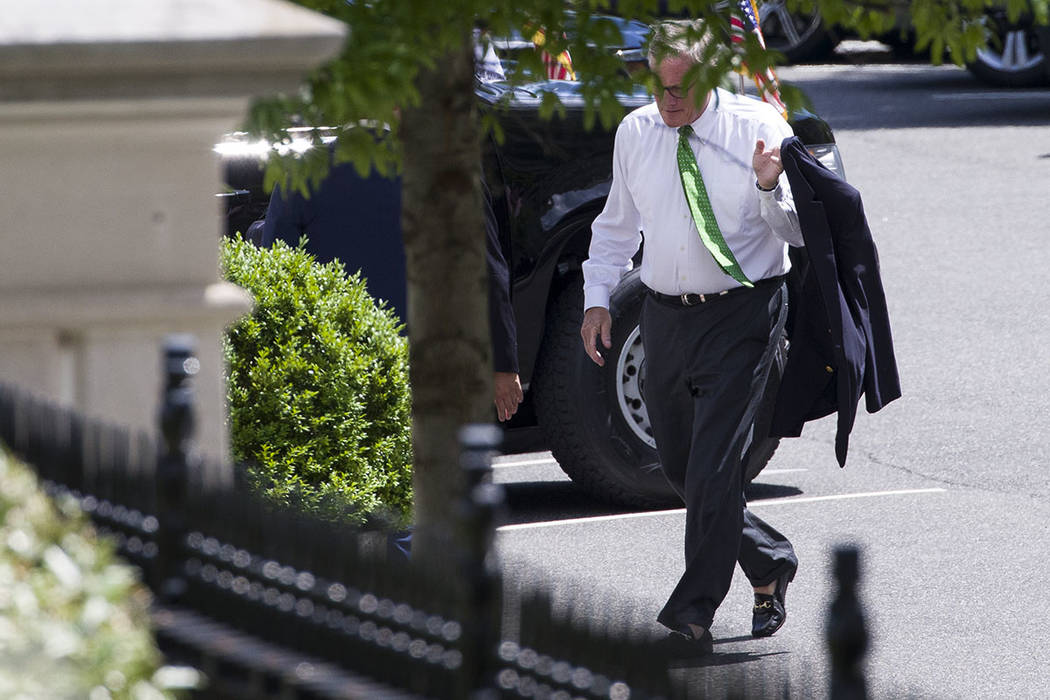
top-left (753, 139), bottom-right (784, 190)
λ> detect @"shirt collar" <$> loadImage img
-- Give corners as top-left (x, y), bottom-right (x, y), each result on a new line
top-left (687, 88), bottom-right (719, 134)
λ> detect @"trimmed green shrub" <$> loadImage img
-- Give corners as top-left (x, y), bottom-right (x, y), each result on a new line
top-left (221, 236), bottom-right (413, 524)
top-left (0, 447), bottom-right (177, 698)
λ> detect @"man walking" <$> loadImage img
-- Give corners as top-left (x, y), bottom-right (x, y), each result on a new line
top-left (580, 19), bottom-right (801, 654)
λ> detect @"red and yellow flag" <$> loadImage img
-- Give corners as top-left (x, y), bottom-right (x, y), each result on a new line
top-left (532, 29), bottom-right (576, 81)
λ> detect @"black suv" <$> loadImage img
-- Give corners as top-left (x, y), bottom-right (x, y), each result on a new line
top-left (217, 78), bottom-right (843, 508)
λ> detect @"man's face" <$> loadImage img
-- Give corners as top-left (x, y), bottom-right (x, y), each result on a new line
top-left (654, 55), bottom-right (710, 128)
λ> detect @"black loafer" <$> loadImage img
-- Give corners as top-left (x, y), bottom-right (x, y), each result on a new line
top-left (657, 626), bottom-right (714, 658)
top-left (752, 571), bottom-right (791, 638)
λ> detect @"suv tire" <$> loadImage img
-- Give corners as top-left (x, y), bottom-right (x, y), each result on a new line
top-left (968, 24), bottom-right (1049, 87)
top-left (533, 270), bottom-right (782, 508)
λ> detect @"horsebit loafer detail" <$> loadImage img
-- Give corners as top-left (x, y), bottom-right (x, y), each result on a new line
top-left (752, 571), bottom-right (791, 638)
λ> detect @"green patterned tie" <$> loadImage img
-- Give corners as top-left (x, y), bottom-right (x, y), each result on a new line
top-left (676, 125), bottom-right (752, 287)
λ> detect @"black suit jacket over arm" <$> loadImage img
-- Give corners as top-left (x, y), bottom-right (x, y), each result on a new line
top-left (772, 136), bottom-right (901, 466)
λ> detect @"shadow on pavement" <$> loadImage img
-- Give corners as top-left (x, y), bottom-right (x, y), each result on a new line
top-left (498, 480), bottom-right (644, 527)
top-left (669, 648), bottom-right (791, 670)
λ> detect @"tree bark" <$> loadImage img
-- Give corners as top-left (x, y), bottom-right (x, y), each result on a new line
top-left (400, 33), bottom-right (492, 559)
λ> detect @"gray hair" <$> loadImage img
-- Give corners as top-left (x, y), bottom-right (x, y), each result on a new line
top-left (646, 19), bottom-right (713, 71)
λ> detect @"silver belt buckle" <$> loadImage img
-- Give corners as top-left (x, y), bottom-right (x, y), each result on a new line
top-left (680, 292), bottom-right (705, 305)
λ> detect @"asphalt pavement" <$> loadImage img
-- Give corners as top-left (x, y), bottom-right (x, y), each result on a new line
top-left (491, 54), bottom-right (1050, 699)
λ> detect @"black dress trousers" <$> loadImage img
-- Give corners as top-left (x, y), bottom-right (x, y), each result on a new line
top-left (642, 281), bottom-right (798, 633)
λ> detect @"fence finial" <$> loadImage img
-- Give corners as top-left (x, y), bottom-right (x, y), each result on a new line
top-left (160, 333), bottom-right (199, 455)
top-left (456, 423), bottom-right (504, 699)
top-left (155, 334), bottom-right (200, 602)
top-left (827, 545), bottom-right (869, 700)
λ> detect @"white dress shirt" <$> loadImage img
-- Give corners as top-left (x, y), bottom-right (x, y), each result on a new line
top-left (582, 88), bottom-right (803, 310)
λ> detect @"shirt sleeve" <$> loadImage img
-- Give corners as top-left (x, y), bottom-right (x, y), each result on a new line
top-left (756, 118), bottom-right (804, 248)
top-left (582, 123), bottom-right (643, 310)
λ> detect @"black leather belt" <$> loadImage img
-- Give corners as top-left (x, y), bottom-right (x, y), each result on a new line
top-left (648, 274), bottom-right (786, 307)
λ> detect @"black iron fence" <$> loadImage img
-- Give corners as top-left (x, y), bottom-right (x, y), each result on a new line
top-left (0, 337), bottom-right (869, 699)
top-left (0, 338), bottom-right (678, 699)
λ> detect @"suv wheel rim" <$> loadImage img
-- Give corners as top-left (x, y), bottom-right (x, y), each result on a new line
top-left (615, 326), bottom-right (655, 448)
top-left (976, 28), bottom-right (1045, 73)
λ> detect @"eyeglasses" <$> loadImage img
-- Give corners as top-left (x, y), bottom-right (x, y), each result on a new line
top-left (658, 82), bottom-right (694, 100)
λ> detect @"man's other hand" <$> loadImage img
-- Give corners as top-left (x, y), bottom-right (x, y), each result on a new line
top-left (494, 372), bottom-right (523, 422)
top-left (581, 306), bottom-right (613, 366)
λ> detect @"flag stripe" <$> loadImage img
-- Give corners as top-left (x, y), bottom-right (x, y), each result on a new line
top-left (731, 0), bottom-right (787, 118)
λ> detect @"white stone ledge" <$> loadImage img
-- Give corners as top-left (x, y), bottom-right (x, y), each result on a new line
top-left (0, 282), bottom-right (253, 329)
top-left (0, 42), bottom-right (346, 101)
top-left (0, 96), bottom-right (252, 124)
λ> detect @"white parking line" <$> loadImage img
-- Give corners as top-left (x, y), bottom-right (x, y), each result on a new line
top-left (498, 507), bottom-right (686, 532)
top-left (932, 91), bottom-right (1050, 100)
top-left (491, 457), bottom-right (556, 468)
top-left (748, 488), bottom-right (946, 507)
top-left (496, 488), bottom-right (946, 532)
top-left (490, 460), bottom-right (809, 472)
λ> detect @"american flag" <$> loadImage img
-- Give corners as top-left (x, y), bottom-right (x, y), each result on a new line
top-left (730, 0), bottom-right (788, 118)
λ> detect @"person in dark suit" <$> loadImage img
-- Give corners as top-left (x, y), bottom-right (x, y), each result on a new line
top-left (580, 20), bottom-right (801, 656)
top-left (260, 154), bottom-right (408, 325)
top-left (484, 180), bottom-right (523, 422)
top-left (259, 155), bottom-right (521, 422)
top-left (773, 137), bottom-right (901, 462)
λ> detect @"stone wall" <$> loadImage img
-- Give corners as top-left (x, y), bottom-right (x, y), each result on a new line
top-left (0, 0), bottom-right (346, 478)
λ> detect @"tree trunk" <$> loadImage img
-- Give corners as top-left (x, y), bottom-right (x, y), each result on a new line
top-left (400, 33), bottom-right (492, 559)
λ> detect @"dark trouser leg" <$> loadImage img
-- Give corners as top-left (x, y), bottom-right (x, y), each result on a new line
top-left (644, 284), bottom-right (796, 632)
top-left (739, 507), bottom-right (797, 588)
top-left (737, 285), bottom-right (798, 588)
